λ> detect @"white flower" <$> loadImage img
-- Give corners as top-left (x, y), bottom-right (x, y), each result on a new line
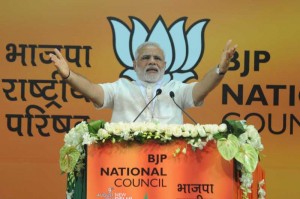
top-left (198, 140), bottom-right (207, 150)
top-left (104, 122), bottom-right (113, 132)
top-left (239, 132), bottom-right (248, 143)
top-left (133, 131), bottom-right (141, 136)
top-left (182, 124), bottom-right (195, 137)
top-left (121, 123), bottom-right (131, 133)
top-left (130, 122), bottom-right (153, 132)
top-left (239, 125), bottom-right (264, 151)
top-left (258, 179), bottom-right (265, 187)
top-left (171, 125), bottom-right (182, 137)
top-left (121, 131), bottom-right (132, 141)
top-left (145, 122), bottom-right (158, 132)
top-left (182, 123), bottom-right (194, 131)
top-left (203, 124), bottom-right (219, 134)
top-left (190, 129), bottom-right (198, 137)
top-left (182, 130), bottom-right (190, 137)
top-left (164, 126), bottom-right (174, 137)
top-left (195, 124), bottom-right (206, 137)
top-left (105, 122), bottom-right (126, 136)
top-left (240, 171), bottom-right (253, 194)
top-left (64, 128), bottom-right (80, 146)
top-left (246, 125), bottom-right (259, 135)
top-left (154, 131), bottom-right (161, 139)
top-left (112, 123), bottom-right (123, 135)
top-left (64, 121), bottom-right (89, 152)
top-left (82, 132), bottom-right (97, 145)
top-left (97, 129), bottom-right (110, 140)
top-left (258, 189), bottom-right (266, 199)
top-left (164, 124), bottom-right (180, 137)
top-left (66, 190), bottom-right (74, 199)
top-left (74, 121), bottom-right (89, 134)
top-left (187, 139), bottom-right (207, 150)
top-left (156, 123), bottom-right (167, 133)
top-left (130, 123), bottom-right (144, 135)
top-left (218, 123), bottom-right (227, 132)
top-left (258, 179), bottom-right (266, 199)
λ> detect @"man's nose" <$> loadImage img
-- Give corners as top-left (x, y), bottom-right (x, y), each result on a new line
top-left (149, 56), bottom-right (157, 64)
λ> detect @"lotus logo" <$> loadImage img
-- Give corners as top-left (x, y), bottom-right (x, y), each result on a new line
top-left (108, 16), bottom-right (209, 82)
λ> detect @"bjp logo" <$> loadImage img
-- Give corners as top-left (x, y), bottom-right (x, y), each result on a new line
top-left (108, 16), bottom-right (209, 82)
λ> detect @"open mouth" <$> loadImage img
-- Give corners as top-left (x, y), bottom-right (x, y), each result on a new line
top-left (146, 67), bottom-right (158, 73)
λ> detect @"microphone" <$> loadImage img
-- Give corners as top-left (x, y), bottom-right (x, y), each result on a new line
top-left (133, 88), bottom-right (162, 122)
top-left (169, 91), bottom-right (197, 124)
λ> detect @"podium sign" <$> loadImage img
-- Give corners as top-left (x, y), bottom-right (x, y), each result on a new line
top-left (87, 141), bottom-right (237, 199)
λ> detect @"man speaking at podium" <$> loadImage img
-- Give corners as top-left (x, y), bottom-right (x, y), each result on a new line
top-left (49, 40), bottom-right (236, 124)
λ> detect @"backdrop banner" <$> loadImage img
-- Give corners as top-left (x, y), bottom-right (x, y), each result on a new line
top-left (0, 0), bottom-right (299, 198)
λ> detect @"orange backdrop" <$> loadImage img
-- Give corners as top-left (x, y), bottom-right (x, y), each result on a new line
top-left (0, 0), bottom-right (299, 198)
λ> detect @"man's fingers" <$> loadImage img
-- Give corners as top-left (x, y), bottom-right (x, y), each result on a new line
top-left (226, 44), bottom-right (238, 58)
top-left (54, 48), bottom-right (64, 60)
top-left (230, 45), bottom-right (238, 56)
top-left (224, 39), bottom-right (232, 51)
top-left (49, 53), bottom-right (60, 64)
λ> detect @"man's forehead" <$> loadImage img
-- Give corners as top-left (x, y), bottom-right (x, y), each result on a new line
top-left (139, 46), bottom-right (164, 57)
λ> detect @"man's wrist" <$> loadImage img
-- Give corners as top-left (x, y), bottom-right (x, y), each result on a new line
top-left (62, 70), bottom-right (71, 80)
top-left (216, 65), bottom-right (226, 76)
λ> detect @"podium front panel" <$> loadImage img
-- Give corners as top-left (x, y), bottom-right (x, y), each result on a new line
top-left (87, 140), bottom-right (236, 199)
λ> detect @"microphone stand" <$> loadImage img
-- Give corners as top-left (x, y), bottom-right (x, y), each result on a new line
top-left (169, 91), bottom-right (197, 124)
top-left (133, 89), bottom-right (162, 122)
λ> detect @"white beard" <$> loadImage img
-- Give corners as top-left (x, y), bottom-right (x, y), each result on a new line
top-left (135, 65), bottom-right (165, 83)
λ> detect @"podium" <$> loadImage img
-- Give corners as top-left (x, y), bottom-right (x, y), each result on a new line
top-left (60, 120), bottom-right (266, 199)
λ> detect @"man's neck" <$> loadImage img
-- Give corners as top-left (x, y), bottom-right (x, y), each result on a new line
top-left (138, 79), bottom-right (163, 88)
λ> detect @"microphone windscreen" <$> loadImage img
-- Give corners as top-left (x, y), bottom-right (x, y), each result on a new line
top-left (156, 88), bottom-right (162, 95)
top-left (169, 91), bottom-right (175, 98)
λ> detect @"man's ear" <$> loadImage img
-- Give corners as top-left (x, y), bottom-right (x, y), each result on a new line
top-left (161, 61), bottom-right (166, 70)
top-left (133, 60), bottom-right (137, 70)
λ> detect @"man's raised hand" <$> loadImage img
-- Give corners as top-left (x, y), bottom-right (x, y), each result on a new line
top-left (49, 49), bottom-right (71, 79)
top-left (219, 40), bottom-right (238, 73)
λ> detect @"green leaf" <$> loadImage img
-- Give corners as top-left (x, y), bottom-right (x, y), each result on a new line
top-left (173, 147), bottom-right (181, 157)
top-left (88, 120), bottom-right (105, 134)
top-left (235, 144), bottom-right (259, 172)
top-left (217, 134), bottom-right (240, 160)
top-left (59, 146), bottom-right (81, 173)
top-left (213, 132), bottom-right (225, 140)
top-left (144, 193), bottom-right (148, 199)
top-left (223, 120), bottom-right (246, 137)
top-left (67, 172), bottom-right (76, 191)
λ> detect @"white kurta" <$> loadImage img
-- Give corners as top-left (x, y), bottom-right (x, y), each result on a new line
top-left (97, 78), bottom-right (202, 124)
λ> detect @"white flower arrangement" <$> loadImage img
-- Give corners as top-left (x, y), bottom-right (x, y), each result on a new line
top-left (60, 120), bottom-right (265, 199)
top-left (258, 179), bottom-right (266, 199)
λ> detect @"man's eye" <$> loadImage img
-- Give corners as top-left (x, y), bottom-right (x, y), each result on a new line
top-left (141, 56), bottom-right (150, 60)
top-left (154, 56), bottom-right (162, 60)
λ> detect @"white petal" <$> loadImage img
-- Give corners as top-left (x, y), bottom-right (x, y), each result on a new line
top-left (108, 18), bottom-right (133, 67)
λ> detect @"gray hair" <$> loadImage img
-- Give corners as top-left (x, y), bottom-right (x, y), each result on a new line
top-left (134, 42), bottom-right (165, 60)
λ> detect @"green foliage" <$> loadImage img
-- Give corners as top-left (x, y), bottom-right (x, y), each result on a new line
top-left (217, 120), bottom-right (259, 173)
top-left (217, 134), bottom-right (240, 160)
top-left (213, 120), bottom-right (246, 141)
top-left (173, 147), bottom-right (181, 157)
top-left (144, 193), bottom-right (148, 199)
top-left (60, 146), bottom-right (81, 173)
top-left (235, 144), bottom-right (259, 172)
top-left (88, 120), bottom-right (105, 135)
top-left (213, 132), bottom-right (224, 140)
top-left (67, 172), bottom-right (76, 191)
top-left (223, 120), bottom-right (246, 137)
